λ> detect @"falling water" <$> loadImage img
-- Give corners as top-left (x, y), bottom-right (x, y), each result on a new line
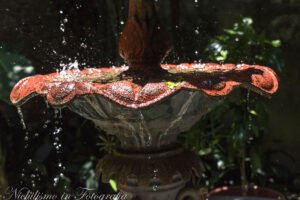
top-left (152, 168), bottom-right (159, 191)
top-left (194, 0), bottom-right (199, 7)
top-left (159, 92), bottom-right (196, 146)
top-left (52, 109), bottom-right (66, 187)
top-left (59, 10), bottom-right (67, 46)
top-left (17, 106), bottom-right (27, 130)
top-left (246, 90), bottom-right (253, 131)
top-left (139, 111), bottom-right (152, 147)
top-left (16, 106), bottom-right (38, 188)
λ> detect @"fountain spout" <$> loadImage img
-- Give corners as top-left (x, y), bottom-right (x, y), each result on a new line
top-left (119, 0), bottom-right (171, 77)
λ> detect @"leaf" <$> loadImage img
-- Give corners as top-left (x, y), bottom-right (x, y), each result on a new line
top-left (242, 18), bottom-right (253, 25)
top-left (249, 110), bottom-right (258, 116)
top-left (109, 179), bottom-right (118, 192)
top-left (199, 148), bottom-right (212, 156)
top-left (271, 40), bottom-right (281, 48)
top-left (167, 81), bottom-right (181, 89)
top-left (250, 149), bottom-right (263, 177)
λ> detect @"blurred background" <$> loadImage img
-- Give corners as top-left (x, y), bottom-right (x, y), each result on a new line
top-left (0, 0), bottom-right (299, 198)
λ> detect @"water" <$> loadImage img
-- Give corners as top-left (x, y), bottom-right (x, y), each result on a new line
top-left (17, 105), bottom-right (67, 188)
top-left (59, 10), bottom-right (67, 45)
top-left (159, 92), bottom-right (196, 146)
top-left (52, 109), bottom-right (66, 187)
top-left (139, 111), bottom-right (152, 147)
top-left (246, 90), bottom-right (252, 130)
top-left (16, 106), bottom-right (37, 188)
top-left (17, 106), bottom-right (27, 130)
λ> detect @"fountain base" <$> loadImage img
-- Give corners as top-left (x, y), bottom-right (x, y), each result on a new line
top-left (96, 147), bottom-right (203, 200)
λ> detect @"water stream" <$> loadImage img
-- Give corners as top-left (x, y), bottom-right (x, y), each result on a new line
top-left (158, 92), bottom-right (196, 146)
top-left (16, 106), bottom-right (38, 188)
top-left (52, 109), bottom-right (66, 187)
top-left (17, 104), bottom-right (67, 189)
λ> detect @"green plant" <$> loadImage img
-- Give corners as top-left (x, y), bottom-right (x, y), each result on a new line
top-left (183, 17), bottom-right (284, 193)
top-left (0, 46), bottom-right (35, 103)
top-left (206, 17), bottom-right (283, 71)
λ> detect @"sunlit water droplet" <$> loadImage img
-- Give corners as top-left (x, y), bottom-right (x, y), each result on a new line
top-left (53, 177), bottom-right (59, 187)
top-left (62, 37), bottom-right (67, 45)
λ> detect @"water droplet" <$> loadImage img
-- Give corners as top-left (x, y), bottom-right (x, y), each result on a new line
top-left (27, 159), bottom-right (32, 165)
top-left (53, 177), bottom-right (59, 186)
top-left (152, 185), bottom-right (158, 191)
top-left (80, 43), bottom-right (87, 48)
top-left (60, 24), bottom-right (65, 32)
top-left (62, 37), bottom-right (67, 45)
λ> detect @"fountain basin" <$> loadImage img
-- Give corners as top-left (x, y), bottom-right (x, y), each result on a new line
top-left (10, 63), bottom-right (278, 150)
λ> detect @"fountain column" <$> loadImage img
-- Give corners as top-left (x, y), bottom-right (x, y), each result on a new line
top-left (119, 0), bottom-right (171, 77)
top-left (96, 0), bottom-right (203, 199)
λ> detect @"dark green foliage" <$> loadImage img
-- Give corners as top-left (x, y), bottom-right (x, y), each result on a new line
top-left (182, 17), bottom-right (285, 190)
top-left (206, 17), bottom-right (283, 71)
top-left (0, 46), bottom-right (35, 103)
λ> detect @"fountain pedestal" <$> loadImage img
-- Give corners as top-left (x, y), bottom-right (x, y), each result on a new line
top-left (68, 88), bottom-right (217, 199)
top-left (97, 148), bottom-right (202, 200)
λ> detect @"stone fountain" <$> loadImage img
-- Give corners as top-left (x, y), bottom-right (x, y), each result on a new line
top-left (10, 0), bottom-right (279, 199)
